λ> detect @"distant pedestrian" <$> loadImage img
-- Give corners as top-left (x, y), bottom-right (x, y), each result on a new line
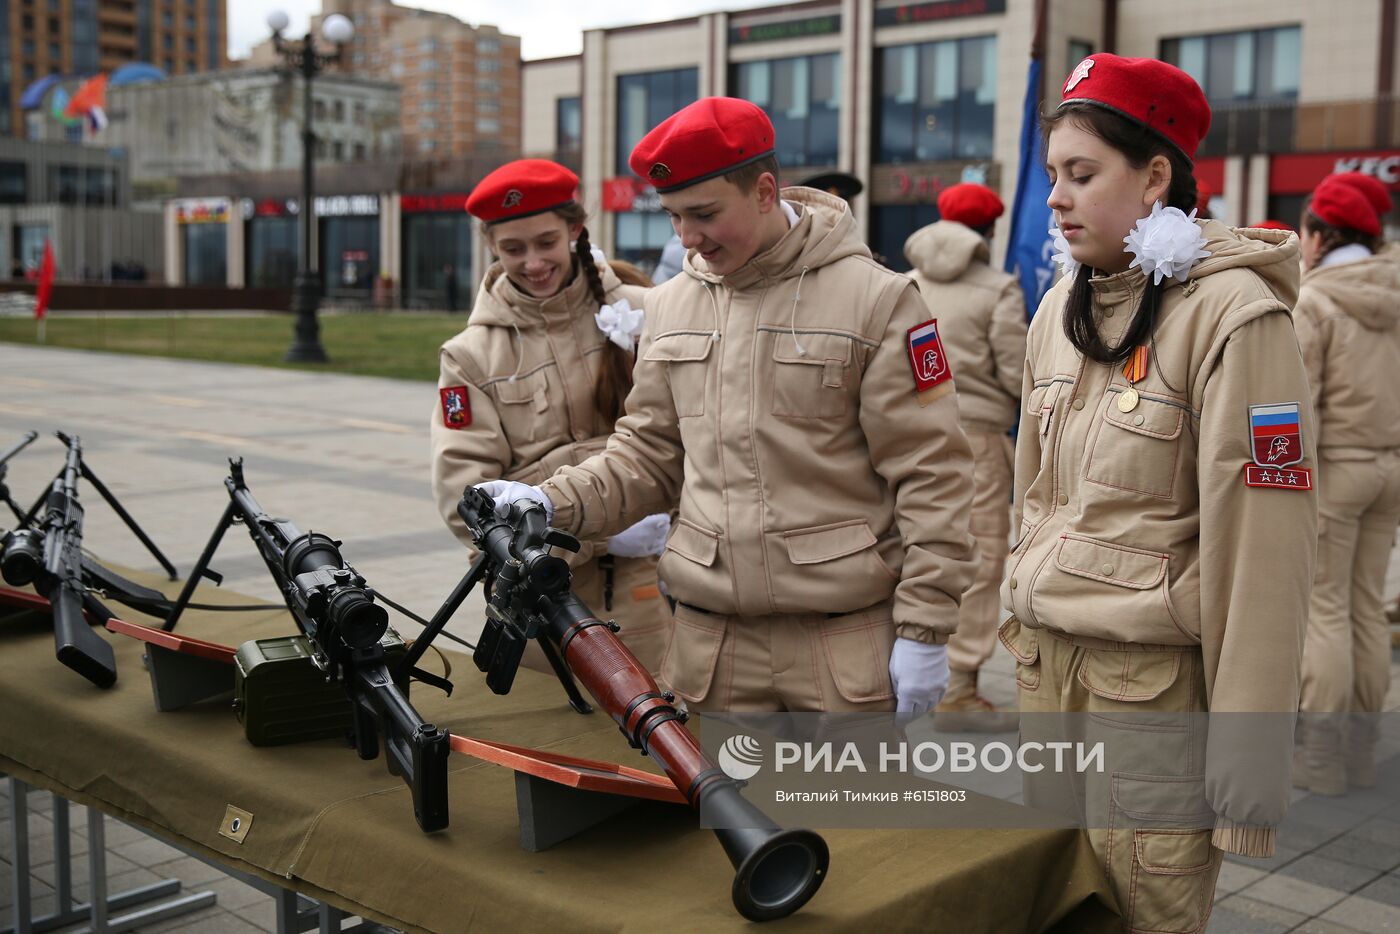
top-left (442, 263), bottom-right (459, 313)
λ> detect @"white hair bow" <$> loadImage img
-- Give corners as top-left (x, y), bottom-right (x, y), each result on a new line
top-left (595, 298), bottom-right (644, 353)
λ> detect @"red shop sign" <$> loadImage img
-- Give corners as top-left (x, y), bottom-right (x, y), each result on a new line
top-left (1269, 151), bottom-right (1400, 194)
top-left (401, 193), bottom-right (471, 213)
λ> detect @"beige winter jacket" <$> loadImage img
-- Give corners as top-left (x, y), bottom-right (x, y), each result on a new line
top-left (539, 188), bottom-right (977, 643)
top-left (1292, 251), bottom-right (1400, 453)
top-left (430, 259), bottom-right (649, 557)
top-left (905, 220), bottom-right (1028, 433)
top-left (1002, 223), bottom-right (1315, 857)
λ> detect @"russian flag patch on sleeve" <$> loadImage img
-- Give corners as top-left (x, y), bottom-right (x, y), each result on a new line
top-left (907, 318), bottom-right (953, 396)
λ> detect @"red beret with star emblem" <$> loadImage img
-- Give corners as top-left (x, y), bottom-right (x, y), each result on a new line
top-left (465, 159), bottom-right (579, 224)
top-left (1310, 175), bottom-right (1381, 236)
top-left (936, 183), bottom-right (1004, 229)
top-left (628, 97), bottom-right (776, 193)
top-left (1059, 53), bottom-right (1212, 163)
top-left (1329, 172), bottom-right (1393, 216)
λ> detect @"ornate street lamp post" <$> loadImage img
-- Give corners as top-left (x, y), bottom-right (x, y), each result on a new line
top-left (266, 10), bottom-right (356, 363)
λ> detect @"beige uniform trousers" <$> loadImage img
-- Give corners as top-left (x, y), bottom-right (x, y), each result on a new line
top-left (947, 429), bottom-right (1014, 673)
top-left (519, 554), bottom-right (672, 678)
top-left (1301, 448), bottom-right (1400, 714)
top-left (659, 602), bottom-right (897, 713)
top-left (1003, 618), bottom-right (1223, 934)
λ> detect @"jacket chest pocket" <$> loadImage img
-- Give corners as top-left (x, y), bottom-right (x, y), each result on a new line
top-left (1084, 392), bottom-right (1185, 498)
top-left (493, 370), bottom-right (554, 444)
top-left (643, 332), bottom-right (713, 418)
top-left (771, 333), bottom-right (852, 419)
top-left (1026, 381), bottom-right (1064, 469)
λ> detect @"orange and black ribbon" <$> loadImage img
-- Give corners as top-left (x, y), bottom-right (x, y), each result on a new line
top-left (1122, 345), bottom-right (1149, 384)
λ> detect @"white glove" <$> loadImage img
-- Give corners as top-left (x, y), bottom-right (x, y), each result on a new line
top-left (888, 638), bottom-right (949, 715)
top-left (607, 513), bottom-right (671, 558)
top-left (475, 480), bottom-right (553, 521)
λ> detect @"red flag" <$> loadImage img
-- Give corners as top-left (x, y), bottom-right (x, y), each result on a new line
top-left (35, 240), bottom-right (54, 320)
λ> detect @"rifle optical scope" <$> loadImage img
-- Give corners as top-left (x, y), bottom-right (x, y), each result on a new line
top-left (284, 532), bottom-right (389, 656)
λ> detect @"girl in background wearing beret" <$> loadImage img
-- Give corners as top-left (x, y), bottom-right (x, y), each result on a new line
top-left (1003, 54), bottom-right (1315, 932)
top-left (429, 159), bottom-right (672, 674)
top-left (1292, 175), bottom-right (1400, 796)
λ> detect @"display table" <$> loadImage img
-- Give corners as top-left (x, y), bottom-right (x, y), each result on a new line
top-left (0, 569), bottom-right (1118, 933)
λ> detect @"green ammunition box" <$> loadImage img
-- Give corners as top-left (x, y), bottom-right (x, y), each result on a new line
top-left (233, 630), bottom-right (408, 747)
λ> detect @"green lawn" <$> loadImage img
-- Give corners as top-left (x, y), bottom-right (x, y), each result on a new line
top-left (0, 313), bottom-right (467, 381)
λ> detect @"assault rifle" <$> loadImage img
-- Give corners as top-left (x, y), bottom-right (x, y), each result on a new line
top-left (457, 487), bottom-right (830, 922)
top-left (164, 460), bottom-right (451, 832)
top-left (0, 432), bottom-right (178, 687)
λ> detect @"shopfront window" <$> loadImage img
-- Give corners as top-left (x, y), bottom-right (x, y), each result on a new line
top-left (875, 35), bottom-right (996, 164)
top-left (245, 216), bottom-right (297, 288)
top-left (403, 213), bottom-right (472, 310)
top-left (0, 162), bottom-right (26, 205)
top-left (320, 216), bottom-right (379, 296)
top-left (616, 68), bottom-right (698, 174)
top-left (18, 224), bottom-right (50, 273)
top-left (869, 204), bottom-right (939, 273)
top-left (182, 223), bottom-right (226, 285)
top-left (614, 212), bottom-right (674, 279)
top-left (732, 53), bottom-right (840, 168)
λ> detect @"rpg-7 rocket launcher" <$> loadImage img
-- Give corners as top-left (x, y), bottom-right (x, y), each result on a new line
top-left (0, 431), bottom-right (178, 687)
top-left (457, 487), bottom-right (830, 922)
top-left (162, 460), bottom-right (452, 833)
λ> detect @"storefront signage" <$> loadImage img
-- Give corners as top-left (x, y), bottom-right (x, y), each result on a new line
top-left (241, 197), bottom-right (299, 219)
top-left (1270, 150), bottom-right (1400, 194)
top-left (174, 198), bottom-right (230, 225)
top-left (401, 193), bottom-right (471, 213)
top-left (602, 177), bottom-right (662, 213)
top-left (871, 161), bottom-right (1000, 205)
top-left (875, 0), bottom-right (1006, 27)
top-left (315, 195), bottom-right (380, 217)
top-left (730, 15), bottom-right (841, 44)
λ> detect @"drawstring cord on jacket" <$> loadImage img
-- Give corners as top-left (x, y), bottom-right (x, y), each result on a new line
top-left (703, 282), bottom-right (721, 342)
top-left (789, 265), bottom-right (811, 356)
top-left (508, 321), bottom-right (524, 382)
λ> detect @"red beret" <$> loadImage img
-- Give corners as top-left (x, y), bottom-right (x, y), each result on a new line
top-left (1251, 219), bottom-right (1294, 232)
top-left (1329, 172), bottom-right (1393, 215)
top-left (465, 159), bottom-right (578, 224)
top-left (936, 183), bottom-right (1004, 229)
top-left (628, 97), bottom-right (775, 193)
top-left (1310, 175), bottom-right (1381, 236)
top-left (1059, 54), bottom-right (1211, 162)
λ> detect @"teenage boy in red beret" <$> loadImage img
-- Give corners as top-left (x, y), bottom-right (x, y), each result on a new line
top-left (903, 182), bottom-right (1026, 731)
top-left (482, 96), bottom-right (976, 714)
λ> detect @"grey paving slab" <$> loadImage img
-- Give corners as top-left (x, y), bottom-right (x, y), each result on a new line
top-left (1210, 895), bottom-right (1309, 932)
top-left (1216, 861), bottom-right (1270, 898)
top-left (1358, 873), bottom-right (1400, 910)
top-left (1319, 894), bottom-right (1400, 931)
top-left (1225, 844), bottom-right (1305, 873)
top-left (1278, 853), bottom-right (1386, 894)
top-left (1315, 832), bottom-right (1400, 873)
top-left (1236, 872), bottom-right (1348, 917)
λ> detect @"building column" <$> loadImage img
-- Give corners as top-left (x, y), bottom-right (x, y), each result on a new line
top-left (381, 192), bottom-right (401, 299)
top-left (164, 202), bottom-right (182, 285)
top-left (1246, 154), bottom-right (1272, 226)
top-left (226, 201), bottom-right (245, 287)
top-left (849, 0), bottom-right (874, 243)
top-left (1223, 156), bottom-right (1246, 227)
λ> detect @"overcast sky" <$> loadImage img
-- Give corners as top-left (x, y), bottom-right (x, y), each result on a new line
top-left (230, 0), bottom-right (779, 61)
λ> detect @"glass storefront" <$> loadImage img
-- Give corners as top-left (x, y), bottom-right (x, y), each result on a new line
top-left (320, 216), bottom-right (379, 298)
top-left (245, 215), bottom-right (297, 288)
top-left (616, 68), bottom-right (699, 174)
top-left (870, 204), bottom-right (939, 273)
top-left (182, 223), bottom-right (227, 285)
top-left (403, 212), bottom-right (472, 310)
top-left (614, 211), bottom-right (675, 280)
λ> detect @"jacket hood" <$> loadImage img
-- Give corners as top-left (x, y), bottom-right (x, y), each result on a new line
top-left (1183, 220), bottom-right (1301, 309)
top-left (682, 186), bottom-right (870, 289)
top-left (904, 220), bottom-right (988, 282)
top-left (1090, 221), bottom-right (1301, 310)
top-left (1302, 251), bottom-right (1400, 331)
top-left (469, 256), bottom-right (621, 329)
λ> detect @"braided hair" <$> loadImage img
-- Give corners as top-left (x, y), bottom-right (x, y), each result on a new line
top-left (555, 203), bottom-right (636, 425)
top-left (1043, 103), bottom-right (1200, 366)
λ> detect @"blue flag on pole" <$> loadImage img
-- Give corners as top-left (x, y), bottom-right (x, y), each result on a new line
top-left (1003, 57), bottom-right (1056, 320)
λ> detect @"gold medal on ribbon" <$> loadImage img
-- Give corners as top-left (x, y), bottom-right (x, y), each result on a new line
top-left (1118, 345), bottom-right (1149, 413)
